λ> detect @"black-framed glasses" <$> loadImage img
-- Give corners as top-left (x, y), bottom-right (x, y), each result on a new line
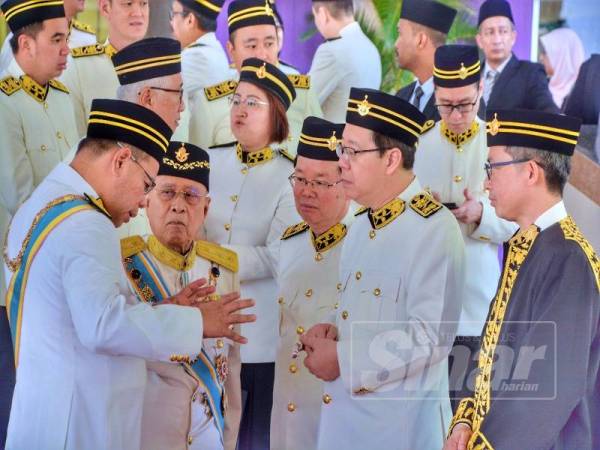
top-left (335, 143), bottom-right (391, 159)
top-left (147, 86), bottom-right (184, 104)
top-left (168, 10), bottom-right (187, 20)
top-left (157, 187), bottom-right (206, 206)
top-left (288, 174), bottom-right (342, 192)
top-left (484, 158), bottom-right (531, 180)
top-left (436, 96), bottom-right (479, 115)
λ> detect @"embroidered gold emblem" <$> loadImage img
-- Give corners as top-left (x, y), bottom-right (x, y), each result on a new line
top-left (488, 113), bottom-right (500, 136)
top-left (0, 76), bottom-right (21, 96)
top-left (204, 80), bottom-right (238, 101)
top-left (327, 131), bottom-right (338, 151)
top-left (287, 74), bottom-right (310, 89)
top-left (256, 62), bottom-right (267, 79)
top-left (421, 119), bottom-right (435, 134)
top-left (175, 144), bottom-right (189, 163)
top-left (236, 143), bottom-right (274, 167)
top-left (357, 95), bottom-right (371, 116)
top-left (368, 198), bottom-right (405, 229)
top-left (311, 223), bottom-right (347, 253)
top-left (264, 0), bottom-right (274, 16)
top-left (441, 121), bottom-right (480, 149)
top-left (458, 62), bottom-right (468, 80)
top-left (409, 193), bottom-right (442, 218)
top-left (281, 222), bottom-right (309, 240)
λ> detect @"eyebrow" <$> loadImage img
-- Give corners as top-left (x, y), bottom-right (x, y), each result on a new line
top-left (52, 32), bottom-right (66, 39)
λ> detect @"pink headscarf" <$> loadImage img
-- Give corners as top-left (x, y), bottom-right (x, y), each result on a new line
top-left (540, 28), bottom-right (585, 108)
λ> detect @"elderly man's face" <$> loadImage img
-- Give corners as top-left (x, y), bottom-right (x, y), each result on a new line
top-left (146, 175), bottom-right (210, 253)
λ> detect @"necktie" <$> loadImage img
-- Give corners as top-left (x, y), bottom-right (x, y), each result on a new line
top-left (412, 85), bottom-right (424, 111)
top-left (483, 70), bottom-right (498, 104)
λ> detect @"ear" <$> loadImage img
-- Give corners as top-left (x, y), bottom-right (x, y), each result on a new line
top-left (203, 196), bottom-right (211, 217)
top-left (384, 148), bottom-right (403, 175)
top-left (113, 144), bottom-right (132, 175)
top-left (475, 32), bottom-right (483, 50)
top-left (99, 0), bottom-right (111, 18)
top-left (527, 160), bottom-right (543, 187)
top-left (17, 33), bottom-right (32, 55)
top-left (415, 30), bottom-right (428, 50)
top-left (138, 86), bottom-right (153, 108)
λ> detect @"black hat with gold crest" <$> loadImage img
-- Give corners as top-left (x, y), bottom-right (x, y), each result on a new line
top-left (434, 45), bottom-right (481, 88)
top-left (346, 88), bottom-right (427, 148)
top-left (86, 99), bottom-right (173, 163)
top-left (159, 141), bottom-right (210, 190)
top-left (179, 0), bottom-right (224, 20)
top-left (1, 0), bottom-right (65, 32)
top-left (228, 0), bottom-right (276, 34)
top-left (239, 57), bottom-right (296, 110)
top-left (298, 116), bottom-right (344, 162)
top-left (486, 109), bottom-right (582, 156)
top-left (112, 38), bottom-right (182, 85)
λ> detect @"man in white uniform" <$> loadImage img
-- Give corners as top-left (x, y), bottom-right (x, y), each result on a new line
top-left (169, 0), bottom-right (229, 94)
top-left (122, 141), bottom-right (244, 450)
top-left (187, 0), bottom-right (322, 154)
top-left (310, 0), bottom-right (381, 122)
top-left (0, 0), bottom-right (96, 72)
top-left (270, 116), bottom-right (349, 450)
top-left (414, 44), bottom-right (517, 407)
top-left (61, 0), bottom-right (149, 137)
top-left (302, 88), bottom-right (466, 449)
top-left (3, 99), bottom-right (254, 450)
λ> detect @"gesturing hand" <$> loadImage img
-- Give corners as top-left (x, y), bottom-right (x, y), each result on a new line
top-left (199, 292), bottom-right (256, 344)
top-left (164, 278), bottom-right (216, 306)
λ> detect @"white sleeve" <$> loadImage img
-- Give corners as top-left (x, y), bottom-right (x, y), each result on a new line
top-left (56, 211), bottom-right (204, 362)
top-left (309, 44), bottom-right (341, 105)
top-left (471, 194), bottom-right (518, 244)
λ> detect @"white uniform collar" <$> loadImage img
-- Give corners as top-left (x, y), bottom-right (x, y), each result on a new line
top-left (339, 21), bottom-right (360, 37)
top-left (51, 162), bottom-right (100, 198)
top-left (197, 31), bottom-right (218, 46)
top-left (398, 176), bottom-right (423, 203)
top-left (534, 200), bottom-right (568, 231)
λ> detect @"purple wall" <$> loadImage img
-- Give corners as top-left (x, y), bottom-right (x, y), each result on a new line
top-left (215, 0), bottom-right (535, 74)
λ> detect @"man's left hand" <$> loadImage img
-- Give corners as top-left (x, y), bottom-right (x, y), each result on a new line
top-left (300, 335), bottom-right (341, 381)
top-left (452, 188), bottom-right (483, 225)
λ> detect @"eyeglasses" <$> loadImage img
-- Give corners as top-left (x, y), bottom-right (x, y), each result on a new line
top-left (229, 94), bottom-right (269, 109)
top-left (288, 174), bottom-right (341, 192)
top-left (130, 155), bottom-right (157, 194)
top-left (484, 158), bottom-right (531, 180)
top-left (168, 10), bottom-right (187, 20)
top-left (157, 187), bottom-right (206, 206)
top-left (335, 143), bottom-right (390, 159)
top-left (147, 86), bottom-right (184, 104)
top-left (436, 96), bottom-right (479, 115)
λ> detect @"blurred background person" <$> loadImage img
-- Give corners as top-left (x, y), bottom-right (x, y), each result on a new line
top-left (564, 54), bottom-right (600, 125)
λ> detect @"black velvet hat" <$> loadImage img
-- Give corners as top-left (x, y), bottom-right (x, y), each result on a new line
top-left (238, 57), bottom-right (296, 110)
top-left (179, 0), bottom-right (224, 20)
top-left (228, 0), bottom-right (276, 34)
top-left (400, 0), bottom-right (457, 35)
top-left (112, 38), bottom-right (182, 85)
top-left (478, 0), bottom-right (514, 26)
top-left (2, 0), bottom-right (65, 32)
top-left (298, 116), bottom-right (345, 162)
top-left (159, 141), bottom-right (210, 190)
top-left (434, 45), bottom-right (481, 88)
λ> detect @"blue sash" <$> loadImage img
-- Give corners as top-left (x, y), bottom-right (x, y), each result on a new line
top-left (124, 251), bottom-right (226, 441)
top-left (5, 195), bottom-right (94, 367)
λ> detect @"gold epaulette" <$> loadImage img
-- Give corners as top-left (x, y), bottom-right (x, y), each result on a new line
top-left (84, 193), bottom-right (112, 219)
top-left (71, 19), bottom-right (96, 35)
top-left (121, 235), bottom-right (146, 258)
top-left (70, 43), bottom-right (105, 58)
top-left (421, 119), bottom-right (436, 134)
top-left (204, 79), bottom-right (238, 101)
top-left (409, 193), bottom-right (442, 218)
top-left (278, 148), bottom-right (295, 163)
top-left (287, 74), bottom-right (310, 89)
top-left (49, 79), bottom-right (69, 94)
top-left (559, 216), bottom-right (600, 291)
top-left (0, 76), bottom-right (21, 96)
top-left (196, 240), bottom-right (239, 273)
top-left (281, 222), bottom-right (309, 240)
top-left (354, 206), bottom-right (368, 216)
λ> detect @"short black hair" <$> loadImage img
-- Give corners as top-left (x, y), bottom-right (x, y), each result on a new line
top-left (77, 137), bottom-right (149, 161)
top-left (9, 22), bottom-right (44, 53)
top-left (372, 131), bottom-right (416, 170)
top-left (182, 5), bottom-right (217, 32)
top-left (505, 146), bottom-right (571, 195)
top-left (313, 0), bottom-right (354, 19)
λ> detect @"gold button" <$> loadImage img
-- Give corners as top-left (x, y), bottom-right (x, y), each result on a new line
top-left (323, 394), bottom-right (332, 404)
top-left (188, 436), bottom-right (193, 445)
top-left (216, 339), bottom-right (224, 349)
top-left (289, 363), bottom-right (297, 374)
top-left (241, 167), bottom-right (248, 175)
top-left (287, 402), bottom-right (296, 412)
top-left (373, 288), bottom-right (381, 297)
top-left (315, 252), bottom-right (323, 262)
top-left (296, 326), bottom-right (304, 335)
top-left (230, 195), bottom-right (238, 202)
top-left (369, 230), bottom-right (376, 239)
top-left (56, 131), bottom-right (63, 139)
top-left (456, 146), bottom-right (464, 153)
top-left (43, 102), bottom-right (48, 109)
top-left (355, 271), bottom-right (362, 280)
top-left (334, 302), bottom-right (339, 309)
top-left (224, 223), bottom-right (231, 231)
top-left (278, 296), bottom-right (284, 305)
top-left (40, 144), bottom-right (47, 151)
top-left (305, 289), bottom-right (313, 298)
top-left (336, 282), bottom-right (342, 291)
top-left (341, 310), bottom-right (349, 320)
top-left (453, 175), bottom-right (463, 183)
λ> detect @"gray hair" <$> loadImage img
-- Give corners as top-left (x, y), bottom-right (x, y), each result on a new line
top-left (115, 75), bottom-right (171, 102)
top-left (505, 146), bottom-right (571, 194)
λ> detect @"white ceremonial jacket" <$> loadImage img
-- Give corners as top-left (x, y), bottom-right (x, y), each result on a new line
top-left (4, 163), bottom-right (204, 450)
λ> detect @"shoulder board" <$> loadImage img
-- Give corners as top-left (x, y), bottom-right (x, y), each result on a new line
top-left (409, 193), bottom-right (442, 218)
top-left (0, 76), bottom-right (21, 96)
top-left (421, 119), bottom-right (436, 134)
top-left (49, 79), bottom-right (69, 94)
top-left (278, 148), bottom-right (295, 163)
top-left (354, 206), bottom-right (369, 216)
top-left (281, 222), bottom-right (309, 240)
top-left (121, 235), bottom-right (146, 258)
top-left (204, 79), bottom-right (238, 101)
top-left (208, 141), bottom-right (237, 150)
top-left (559, 217), bottom-right (600, 292)
top-left (196, 240), bottom-right (238, 273)
top-left (287, 74), bottom-right (310, 89)
top-left (70, 43), bottom-right (105, 58)
top-left (71, 19), bottom-right (95, 35)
